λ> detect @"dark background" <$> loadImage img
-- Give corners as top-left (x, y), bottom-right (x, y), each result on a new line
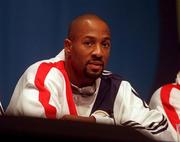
top-left (0, 0), bottom-right (179, 109)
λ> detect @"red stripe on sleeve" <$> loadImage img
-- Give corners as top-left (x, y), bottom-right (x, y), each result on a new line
top-left (55, 61), bottom-right (77, 115)
top-left (160, 84), bottom-right (180, 130)
top-left (35, 62), bottom-right (57, 119)
top-left (35, 61), bottom-right (77, 119)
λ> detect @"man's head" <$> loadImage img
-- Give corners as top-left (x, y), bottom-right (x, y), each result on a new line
top-left (64, 13), bottom-right (111, 87)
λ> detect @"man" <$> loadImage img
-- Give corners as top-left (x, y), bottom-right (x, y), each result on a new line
top-left (149, 71), bottom-right (180, 141)
top-left (6, 13), bottom-right (174, 141)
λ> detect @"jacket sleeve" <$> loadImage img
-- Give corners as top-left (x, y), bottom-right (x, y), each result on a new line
top-left (113, 81), bottom-right (176, 141)
top-left (5, 63), bottom-right (68, 119)
top-left (149, 85), bottom-right (180, 141)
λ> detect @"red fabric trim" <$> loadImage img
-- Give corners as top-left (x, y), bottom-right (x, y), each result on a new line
top-left (35, 62), bottom-right (57, 119)
top-left (35, 61), bottom-right (77, 119)
top-left (160, 84), bottom-right (180, 130)
top-left (55, 61), bottom-right (77, 115)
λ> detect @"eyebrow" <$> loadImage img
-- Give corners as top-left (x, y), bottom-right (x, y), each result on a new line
top-left (83, 36), bottom-right (111, 40)
top-left (102, 37), bottom-right (111, 40)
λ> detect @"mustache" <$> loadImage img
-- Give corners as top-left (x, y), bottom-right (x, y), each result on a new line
top-left (87, 59), bottom-right (104, 66)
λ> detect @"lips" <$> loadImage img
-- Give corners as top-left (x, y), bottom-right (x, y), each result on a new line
top-left (88, 61), bottom-right (104, 66)
top-left (87, 61), bottom-right (104, 70)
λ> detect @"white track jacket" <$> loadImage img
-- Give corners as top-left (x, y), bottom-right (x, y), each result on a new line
top-left (6, 49), bottom-right (175, 141)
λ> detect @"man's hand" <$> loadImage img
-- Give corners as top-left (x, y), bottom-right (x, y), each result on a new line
top-left (61, 115), bottom-right (96, 123)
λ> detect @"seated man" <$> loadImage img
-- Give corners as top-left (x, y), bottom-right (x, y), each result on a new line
top-left (6, 13), bottom-right (175, 141)
top-left (149, 71), bottom-right (180, 141)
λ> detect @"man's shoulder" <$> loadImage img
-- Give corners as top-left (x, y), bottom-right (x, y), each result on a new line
top-left (22, 55), bottom-right (64, 79)
top-left (154, 83), bottom-right (177, 94)
top-left (101, 70), bottom-right (123, 81)
top-left (24, 50), bottom-right (65, 75)
top-left (100, 70), bottom-right (133, 90)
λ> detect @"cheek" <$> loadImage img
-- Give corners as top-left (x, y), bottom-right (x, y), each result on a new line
top-left (72, 47), bottom-right (90, 61)
top-left (103, 51), bottom-right (110, 64)
top-left (71, 50), bottom-right (87, 66)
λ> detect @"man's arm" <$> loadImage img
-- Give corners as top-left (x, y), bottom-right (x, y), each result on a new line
top-left (6, 62), bottom-right (67, 119)
top-left (149, 84), bottom-right (180, 141)
top-left (113, 81), bottom-right (176, 141)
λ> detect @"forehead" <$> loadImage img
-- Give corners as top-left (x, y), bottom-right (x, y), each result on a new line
top-left (70, 18), bottom-right (111, 40)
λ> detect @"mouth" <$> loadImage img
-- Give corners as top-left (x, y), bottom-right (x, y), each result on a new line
top-left (88, 60), bottom-right (103, 65)
top-left (87, 61), bottom-right (104, 71)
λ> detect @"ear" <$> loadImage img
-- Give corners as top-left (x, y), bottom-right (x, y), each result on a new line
top-left (64, 38), bottom-right (72, 56)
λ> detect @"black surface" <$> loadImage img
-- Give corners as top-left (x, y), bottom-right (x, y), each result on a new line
top-left (0, 116), bottom-right (158, 142)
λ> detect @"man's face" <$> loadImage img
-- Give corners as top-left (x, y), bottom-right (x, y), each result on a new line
top-left (66, 19), bottom-right (111, 80)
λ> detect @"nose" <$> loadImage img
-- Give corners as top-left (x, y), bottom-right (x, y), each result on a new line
top-left (92, 44), bottom-right (103, 58)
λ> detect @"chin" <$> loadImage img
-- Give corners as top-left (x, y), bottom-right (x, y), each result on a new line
top-left (85, 70), bottom-right (102, 79)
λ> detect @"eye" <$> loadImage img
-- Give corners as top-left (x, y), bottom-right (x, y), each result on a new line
top-left (83, 41), bottom-right (94, 47)
top-left (102, 41), bottom-right (111, 48)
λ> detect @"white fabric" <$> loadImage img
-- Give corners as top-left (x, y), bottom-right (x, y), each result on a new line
top-left (176, 71), bottom-right (180, 85)
top-left (149, 72), bottom-right (180, 141)
top-left (5, 49), bottom-right (175, 141)
top-left (0, 102), bottom-right (4, 116)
